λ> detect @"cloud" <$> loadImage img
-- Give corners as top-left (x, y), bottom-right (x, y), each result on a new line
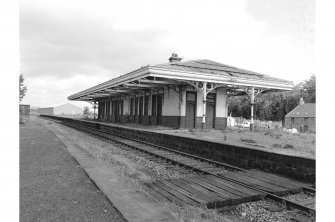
top-left (246, 0), bottom-right (315, 51)
top-left (22, 74), bottom-right (109, 108)
top-left (20, 7), bottom-right (168, 79)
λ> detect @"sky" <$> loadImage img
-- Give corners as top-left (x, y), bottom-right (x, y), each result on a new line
top-left (20, 0), bottom-right (315, 108)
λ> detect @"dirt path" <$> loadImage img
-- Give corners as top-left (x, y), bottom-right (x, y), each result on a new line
top-left (20, 119), bottom-right (126, 222)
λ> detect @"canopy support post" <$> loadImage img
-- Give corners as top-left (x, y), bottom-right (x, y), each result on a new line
top-left (250, 87), bottom-right (255, 131)
top-left (202, 82), bottom-right (207, 130)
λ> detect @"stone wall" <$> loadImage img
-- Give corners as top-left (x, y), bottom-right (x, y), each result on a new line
top-left (284, 117), bottom-right (316, 133)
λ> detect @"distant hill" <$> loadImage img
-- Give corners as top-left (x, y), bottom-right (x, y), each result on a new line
top-left (54, 103), bottom-right (82, 115)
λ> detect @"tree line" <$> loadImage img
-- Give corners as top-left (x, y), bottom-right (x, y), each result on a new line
top-left (228, 75), bottom-right (316, 121)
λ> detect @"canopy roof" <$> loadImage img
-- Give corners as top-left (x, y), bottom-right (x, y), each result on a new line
top-left (68, 58), bottom-right (294, 101)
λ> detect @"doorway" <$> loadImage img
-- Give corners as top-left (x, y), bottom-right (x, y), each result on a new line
top-left (186, 92), bottom-right (196, 128)
top-left (206, 93), bottom-right (215, 129)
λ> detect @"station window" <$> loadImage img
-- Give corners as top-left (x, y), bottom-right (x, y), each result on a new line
top-left (304, 125), bottom-right (308, 132)
top-left (291, 117), bottom-right (294, 122)
top-left (206, 93), bottom-right (215, 103)
top-left (186, 92), bottom-right (196, 102)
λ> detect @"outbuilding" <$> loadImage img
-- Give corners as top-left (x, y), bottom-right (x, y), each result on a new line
top-left (68, 54), bottom-right (294, 130)
top-left (284, 99), bottom-right (315, 133)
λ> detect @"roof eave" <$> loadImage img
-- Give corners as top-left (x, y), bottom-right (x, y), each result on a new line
top-left (148, 67), bottom-right (294, 91)
top-left (68, 65), bottom-right (294, 101)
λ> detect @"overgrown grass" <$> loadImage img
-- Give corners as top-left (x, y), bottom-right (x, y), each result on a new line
top-left (170, 126), bottom-right (315, 158)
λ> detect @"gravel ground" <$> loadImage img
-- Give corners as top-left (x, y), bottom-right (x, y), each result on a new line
top-left (283, 192), bottom-right (316, 209)
top-left (55, 126), bottom-right (196, 182)
top-left (20, 119), bottom-right (126, 222)
top-left (223, 199), bottom-right (311, 222)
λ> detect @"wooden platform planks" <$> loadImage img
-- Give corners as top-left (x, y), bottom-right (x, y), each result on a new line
top-left (144, 174), bottom-right (264, 209)
top-left (249, 169), bottom-right (313, 189)
top-left (217, 171), bottom-right (300, 195)
top-left (144, 170), bottom-right (310, 209)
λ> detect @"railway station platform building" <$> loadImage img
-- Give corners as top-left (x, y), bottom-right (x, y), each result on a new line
top-left (68, 54), bottom-right (294, 130)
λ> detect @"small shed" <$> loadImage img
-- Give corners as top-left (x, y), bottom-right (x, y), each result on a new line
top-left (284, 100), bottom-right (315, 133)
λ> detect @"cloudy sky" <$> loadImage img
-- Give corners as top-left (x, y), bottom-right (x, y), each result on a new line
top-left (20, 0), bottom-right (315, 108)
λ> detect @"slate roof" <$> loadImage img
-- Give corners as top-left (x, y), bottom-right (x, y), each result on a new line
top-left (285, 103), bottom-right (315, 118)
top-left (152, 59), bottom-right (292, 85)
top-left (68, 58), bottom-right (294, 101)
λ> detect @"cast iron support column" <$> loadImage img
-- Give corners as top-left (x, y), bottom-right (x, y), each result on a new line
top-left (250, 86), bottom-right (255, 131)
top-left (202, 82), bottom-right (207, 130)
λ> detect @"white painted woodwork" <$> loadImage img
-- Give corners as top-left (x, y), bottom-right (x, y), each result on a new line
top-left (180, 90), bottom-right (186, 116)
top-left (162, 89), bottom-right (180, 116)
top-left (123, 98), bottom-right (129, 115)
top-left (216, 88), bottom-right (228, 118)
top-left (196, 91), bottom-right (203, 117)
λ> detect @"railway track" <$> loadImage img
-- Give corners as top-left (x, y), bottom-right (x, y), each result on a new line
top-left (42, 116), bottom-right (316, 219)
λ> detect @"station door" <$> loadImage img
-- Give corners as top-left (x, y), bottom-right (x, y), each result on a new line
top-left (186, 92), bottom-right (196, 128)
top-left (157, 94), bottom-right (163, 125)
top-left (206, 93), bottom-right (215, 129)
top-left (139, 96), bottom-right (143, 124)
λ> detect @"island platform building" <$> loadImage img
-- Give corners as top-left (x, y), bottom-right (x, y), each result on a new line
top-left (68, 54), bottom-right (294, 130)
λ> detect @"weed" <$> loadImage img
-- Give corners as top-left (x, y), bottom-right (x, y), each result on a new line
top-left (283, 144), bottom-right (294, 149)
top-left (273, 143), bottom-right (282, 148)
top-left (275, 134), bottom-right (282, 139)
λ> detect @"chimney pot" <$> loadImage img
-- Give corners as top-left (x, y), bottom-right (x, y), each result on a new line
top-left (169, 53), bottom-right (182, 63)
top-left (299, 98), bottom-right (304, 105)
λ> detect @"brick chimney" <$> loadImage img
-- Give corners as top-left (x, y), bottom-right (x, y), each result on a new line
top-left (169, 53), bottom-right (182, 63)
top-left (299, 97), bottom-right (304, 105)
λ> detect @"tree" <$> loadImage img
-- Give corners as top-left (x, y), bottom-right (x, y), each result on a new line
top-left (302, 75), bottom-right (316, 103)
top-left (19, 74), bottom-right (27, 102)
top-left (228, 75), bottom-right (315, 121)
top-left (83, 106), bottom-right (90, 118)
